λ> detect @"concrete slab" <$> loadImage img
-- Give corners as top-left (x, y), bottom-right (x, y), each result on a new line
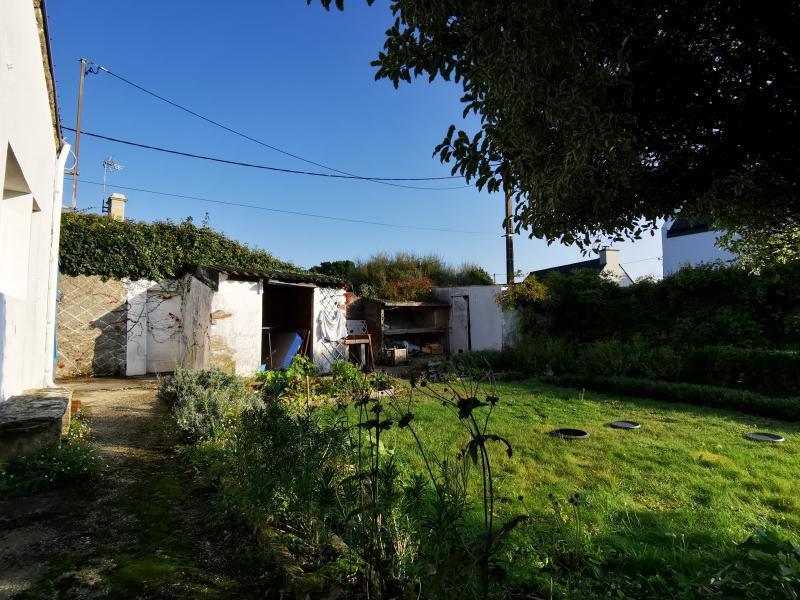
top-left (0, 388), bottom-right (72, 463)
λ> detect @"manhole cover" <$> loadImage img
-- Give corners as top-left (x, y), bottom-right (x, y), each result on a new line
top-left (744, 432), bottom-right (785, 443)
top-left (610, 420), bottom-right (641, 430)
top-left (550, 428), bottom-right (590, 440)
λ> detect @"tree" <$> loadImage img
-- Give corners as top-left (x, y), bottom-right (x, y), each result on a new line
top-left (309, 260), bottom-right (357, 281)
top-left (311, 1), bottom-right (800, 255)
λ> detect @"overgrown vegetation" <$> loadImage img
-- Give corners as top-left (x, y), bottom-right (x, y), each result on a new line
top-left (164, 366), bottom-right (800, 597)
top-left (310, 252), bottom-right (492, 300)
top-left (0, 413), bottom-right (101, 498)
top-left (60, 212), bottom-right (296, 280)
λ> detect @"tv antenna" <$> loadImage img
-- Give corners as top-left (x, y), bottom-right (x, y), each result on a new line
top-left (101, 156), bottom-right (124, 213)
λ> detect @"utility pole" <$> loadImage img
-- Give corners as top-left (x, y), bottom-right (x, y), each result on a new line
top-left (505, 189), bottom-right (514, 284)
top-left (70, 58), bottom-right (87, 209)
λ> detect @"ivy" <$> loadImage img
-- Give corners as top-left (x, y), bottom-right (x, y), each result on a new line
top-left (59, 213), bottom-right (297, 281)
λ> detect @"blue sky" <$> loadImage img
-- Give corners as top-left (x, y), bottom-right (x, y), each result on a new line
top-left (47, 1), bottom-right (663, 280)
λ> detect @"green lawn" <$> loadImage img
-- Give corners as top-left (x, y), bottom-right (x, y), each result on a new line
top-left (366, 379), bottom-right (800, 591)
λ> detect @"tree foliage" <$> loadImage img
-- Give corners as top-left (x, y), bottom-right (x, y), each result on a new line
top-left (312, 0), bottom-right (800, 255)
top-left (310, 252), bottom-right (493, 299)
top-left (60, 213), bottom-right (295, 281)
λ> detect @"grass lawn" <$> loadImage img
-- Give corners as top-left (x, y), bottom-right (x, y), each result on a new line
top-left (359, 379), bottom-right (800, 592)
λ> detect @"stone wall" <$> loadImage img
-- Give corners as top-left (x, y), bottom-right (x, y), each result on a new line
top-left (57, 275), bottom-right (127, 377)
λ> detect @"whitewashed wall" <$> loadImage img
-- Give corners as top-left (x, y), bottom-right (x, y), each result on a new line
top-left (0, 2), bottom-right (67, 401)
top-left (434, 286), bottom-right (517, 352)
top-left (207, 275), bottom-right (263, 376)
top-left (661, 222), bottom-right (736, 277)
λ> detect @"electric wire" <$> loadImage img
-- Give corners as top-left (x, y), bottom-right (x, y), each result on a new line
top-left (87, 62), bottom-right (467, 191)
top-left (74, 178), bottom-right (496, 235)
top-left (63, 128), bottom-right (466, 190)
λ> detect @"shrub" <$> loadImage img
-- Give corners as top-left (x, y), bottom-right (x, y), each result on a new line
top-left (159, 368), bottom-right (255, 441)
top-left (0, 414), bottom-right (101, 498)
top-left (681, 346), bottom-right (800, 397)
top-left (509, 262), bottom-right (800, 350)
top-left (548, 374), bottom-right (800, 421)
top-left (318, 360), bottom-right (371, 400)
top-left (60, 212), bottom-right (296, 280)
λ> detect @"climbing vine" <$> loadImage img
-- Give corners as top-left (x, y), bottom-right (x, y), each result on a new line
top-left (60, 213), bottom-right (297, 281)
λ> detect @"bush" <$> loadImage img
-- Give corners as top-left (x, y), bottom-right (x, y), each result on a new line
top-left (0, 414), bottom-right (101, 498)
top-left (510, 262), bottom-right (800, 350)
top-left (681, 346), bottom-right (800, 397)
top-left (548, 374), bottom-right (800, 421)
top-left (60, 212), bottom-right (296, 281)
top-left (159, 368), bottom-right (255, 441)
top-left (317, 360), bottom-right (371, 400)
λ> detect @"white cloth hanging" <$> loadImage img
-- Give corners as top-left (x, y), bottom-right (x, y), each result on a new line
top-left (319, 306), bottom-right (348, 342)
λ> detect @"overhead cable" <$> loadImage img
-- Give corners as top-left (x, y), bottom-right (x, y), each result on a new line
top-left (75, 179), bottom-right (495, 235)
top-left (87, 62), bottom-right (466, 190)
top-left (63, 128), bottom-right (466, 191)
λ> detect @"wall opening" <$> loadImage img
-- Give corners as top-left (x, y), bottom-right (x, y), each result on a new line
top-left (262, 283), bottom-right (314, 369)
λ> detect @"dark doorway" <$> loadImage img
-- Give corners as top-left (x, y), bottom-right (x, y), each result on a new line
top-left (261, 283), bottom-right (314, 369)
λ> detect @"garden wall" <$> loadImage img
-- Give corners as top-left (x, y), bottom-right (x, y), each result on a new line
top-left (57, 275), bottom-right (127, 377)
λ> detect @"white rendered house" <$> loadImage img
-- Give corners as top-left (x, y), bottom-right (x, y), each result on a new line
top-left (0, 0), bottom-right (70, 402)
top-left (661, 218), bottom-right (735, 277)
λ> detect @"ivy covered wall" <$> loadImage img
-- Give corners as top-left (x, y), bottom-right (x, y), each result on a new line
top-left (59, 213), bottom-right (296, 281)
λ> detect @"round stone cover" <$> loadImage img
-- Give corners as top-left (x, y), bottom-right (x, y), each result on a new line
top-left (550, 428), bottom-right (590, 440)
top-left (744, 432), bottom-right (785, 443)
top-left (610, 420), bottom-right (641, 430)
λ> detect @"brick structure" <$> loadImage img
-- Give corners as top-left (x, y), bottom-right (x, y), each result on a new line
top-left (57, 275), bottom-right (127, 377)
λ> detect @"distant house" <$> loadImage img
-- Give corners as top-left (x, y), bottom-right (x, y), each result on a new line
top-left (529, 248), bottom-right (633, 287)
top-left (661, 217), bottom-right (735, 277)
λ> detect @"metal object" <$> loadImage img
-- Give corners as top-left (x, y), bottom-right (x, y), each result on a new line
top-left (550, 428), bottom-right (590, 440)
top-left (610, 420), bottom-right (641, 430)
top-left (101, 157), bottom-right (124, 209)
top-left (70, 58), bottom-right (87, 208)
top-left (505, 189), bottom-right (514, 284)
top-left (744, 432), bottom-right (785, 443)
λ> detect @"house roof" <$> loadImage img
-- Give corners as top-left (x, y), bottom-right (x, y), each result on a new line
top-left (666, 218), bottom-right (711, 238)
top-left (195, 265), bottom-right (347, 290)
top-left (529, 258), bottom-right (603, 279)
top-left (34, 0), bottom-right (62, 150)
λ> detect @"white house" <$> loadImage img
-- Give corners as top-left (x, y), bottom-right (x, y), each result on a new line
top-left (529, 248), bottom-right (633, 287)
top-left (661, 217), bottom-right (736, 276)
top-left (0, 0), bottom-right (70, 403)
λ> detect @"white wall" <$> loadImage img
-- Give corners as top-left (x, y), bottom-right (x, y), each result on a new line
top-left (434, 286), bottom-right (516, 352)
top-left (208, 275), bottom-right (263, 376)
top-left (662, 222), bottom-right (736, 277)
top-left (0, 2), bottom-right (66, 401)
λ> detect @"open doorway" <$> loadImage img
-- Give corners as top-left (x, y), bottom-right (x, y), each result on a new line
top-left (261, 283), bottom-right (314, 369)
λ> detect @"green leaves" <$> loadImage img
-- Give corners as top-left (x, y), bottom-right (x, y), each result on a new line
top-left (60, 213), bottom-right (295, 280)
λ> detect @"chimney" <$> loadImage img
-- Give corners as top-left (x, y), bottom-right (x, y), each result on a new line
top-left (106, 193), bottom-right (127, 221)
top-left (598, 247), bottom-right (620, 268)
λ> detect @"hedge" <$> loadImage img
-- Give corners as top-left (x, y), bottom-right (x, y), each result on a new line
top-left (509, 263), bottom-right (800, 350)
top-left (60, 212), bottom-right (296, 281)
top-left (546, 374), bottom-right (800, 421)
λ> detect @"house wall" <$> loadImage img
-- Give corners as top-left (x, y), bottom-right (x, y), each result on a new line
top-left (57, 275), bottom-right (128, 377)
top-left (207, 274), bottom-right (263, 376)
top-left (180, 275), bottom-right (213, 370)
top-left (662, 223), bottom-right (736, 276)
top-left (0, 1), bottom-right (68, 401)
top-left (434, 286), bottom-right (516, 352)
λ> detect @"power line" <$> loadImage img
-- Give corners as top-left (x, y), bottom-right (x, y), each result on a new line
top-left (621, 256), bottom-right (662, 265)
top-left (88, 62), bottom-right (466, 191)
top-left (75, 179), bottom-right (495, 235)
top-left (63, 128), bottom-right (466, 191)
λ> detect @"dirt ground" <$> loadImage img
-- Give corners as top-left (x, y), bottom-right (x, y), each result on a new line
top-left (0, 378), bottom-right (269, 600)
